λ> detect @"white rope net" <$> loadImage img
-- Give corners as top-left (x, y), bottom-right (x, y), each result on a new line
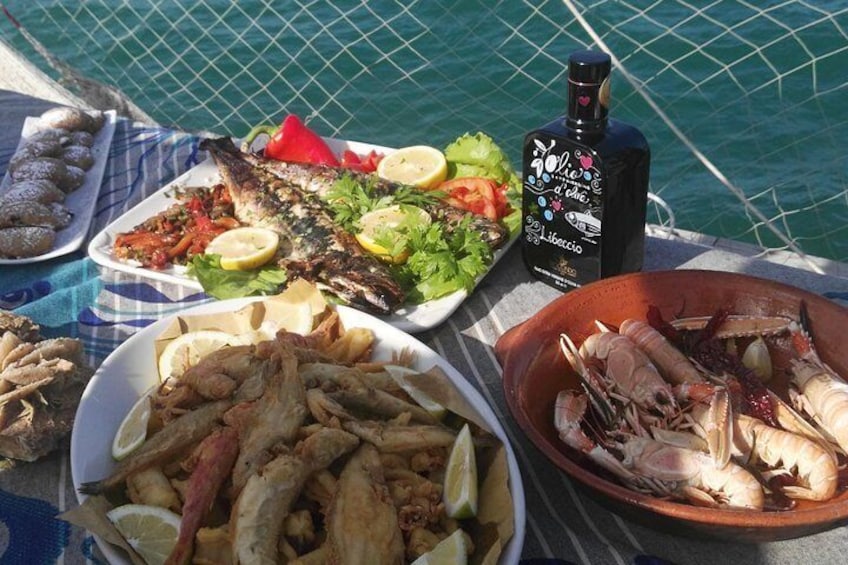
top-left (2, 0), bottom-right (846, 263)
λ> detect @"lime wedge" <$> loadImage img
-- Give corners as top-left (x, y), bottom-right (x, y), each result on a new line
top-left (111, 387), bottom-right (155, 460)
top-left (384, 365), bottom-right (446, 420)
top-left (106, 503), bottom-right (181, 565)
top-left (411, 529), bottom-right (469, 565)
top-left (444, 423), bottom-right (478, 519)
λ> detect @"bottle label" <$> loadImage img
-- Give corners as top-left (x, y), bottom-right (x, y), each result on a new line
top-left (522, 134), bottom-right (604, 290)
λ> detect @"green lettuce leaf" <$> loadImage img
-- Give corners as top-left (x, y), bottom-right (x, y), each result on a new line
top-left (188, 254), bottom-right (287, 300)
top-left (443, 132), bottom-right (521, 191)
top-left (444, 131), bottom-right (523, 237)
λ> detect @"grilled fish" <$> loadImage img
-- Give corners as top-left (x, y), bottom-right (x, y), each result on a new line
top-left (239, 150), bottom-right (510, 249)
top-left (201, 138), bottom-right (405, 315)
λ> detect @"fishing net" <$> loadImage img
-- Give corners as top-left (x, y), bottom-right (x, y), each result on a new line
top-left (2, 0), bottom-right (846, 266)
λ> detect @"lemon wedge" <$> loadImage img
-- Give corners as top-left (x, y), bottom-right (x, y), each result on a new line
top-left (411, 529), bottom-right (469, 565)
top-left (444, 423), bottom-right (478, 519)
top-left (106, 504), bottom-right (182, 565)
top-left (157, 330), bottom-right (237, 381)
top-left (112, 386), bottom-right (155, 460)
top-left (376, 145), bottom-right (448, 189)
top-left (354, 204), bottom-right (431, 264)
top-left (384, 365), bottom-right (447, 420)
top-left (204, 227), bottom-right (279, 271)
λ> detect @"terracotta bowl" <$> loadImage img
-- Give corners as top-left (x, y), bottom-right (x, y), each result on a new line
top-left (495, 269), bottom-right (848, 542)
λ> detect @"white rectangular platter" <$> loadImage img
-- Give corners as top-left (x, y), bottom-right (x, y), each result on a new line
top-left (88, 137), bottom-right (515, 333)
top-left (0, 110), bottom-right (117, 265)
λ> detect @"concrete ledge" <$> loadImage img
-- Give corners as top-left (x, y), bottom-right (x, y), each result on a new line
top-left (0, 36), bottom-right (88, 107)
top-left (647, 225), bottom-right (847, 280)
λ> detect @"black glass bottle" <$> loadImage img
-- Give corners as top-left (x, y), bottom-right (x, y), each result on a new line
top-left (521, 49), bottom-right (650, 292)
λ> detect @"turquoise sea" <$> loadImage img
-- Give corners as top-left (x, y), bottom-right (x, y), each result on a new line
top-left (4, 0), bottom-right (847, 261)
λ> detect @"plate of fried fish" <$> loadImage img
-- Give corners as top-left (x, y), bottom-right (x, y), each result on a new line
top-left (70, 287), bottom-right (525, 564)
top-left (87, 134), bottom-right (519, 333)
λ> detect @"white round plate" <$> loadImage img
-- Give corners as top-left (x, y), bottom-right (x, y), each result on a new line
top-left (71, 297), bottom-right (525, 564)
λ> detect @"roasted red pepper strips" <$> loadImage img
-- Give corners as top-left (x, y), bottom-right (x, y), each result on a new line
top-left (241, 114), bottom-right (340, 166)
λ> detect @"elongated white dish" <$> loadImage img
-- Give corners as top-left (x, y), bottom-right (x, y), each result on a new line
top-left (0, 110), bottom-right (117, 264)
top-left (87, 137), bottom-right (515, 333)
top-left (71, 297), bottom-right (526, 564)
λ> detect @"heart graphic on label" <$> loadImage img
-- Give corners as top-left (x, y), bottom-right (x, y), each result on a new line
top-left (551, 200), bottom-right (562, 212)
top-left (578, 95), bottom-right (591, 106)
top-left (580, 155), bottom-right (593, 169)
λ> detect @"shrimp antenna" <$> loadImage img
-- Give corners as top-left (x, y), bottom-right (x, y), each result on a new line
top-left (799, 300), bottom-right (812, 337)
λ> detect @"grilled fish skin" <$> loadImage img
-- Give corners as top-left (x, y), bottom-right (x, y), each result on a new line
top-left (201, 138), bottom-right (405, 315)
top-left (239, 150), bottom-right (510, 250)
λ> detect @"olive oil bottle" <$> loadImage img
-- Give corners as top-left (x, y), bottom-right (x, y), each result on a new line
top-left (521, 49), bottom-right (650, 291)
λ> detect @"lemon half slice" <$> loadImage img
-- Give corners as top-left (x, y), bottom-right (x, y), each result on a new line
top-left (376, 145), bottom-right (448, 189)
top-left (157, 330), bottom-right (237, 381)
top-left (355, 204), bottom-right (431, 264)
top-left (411, 529), bottom-right (469, 565)
top-left (112, 386), bottom-right (155, 460)
top-left (204, 227), bottom-right (279, 271)
top-left (106, 504), bottom-right (182, 565)
top-left (444, 423), bottom-right (478, 519)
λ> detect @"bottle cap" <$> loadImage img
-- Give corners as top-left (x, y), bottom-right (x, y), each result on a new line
top-left (567, 50), bottom-right (611, 130)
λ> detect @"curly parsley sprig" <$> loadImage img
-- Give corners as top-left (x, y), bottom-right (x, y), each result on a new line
top-left (323, 174), bottom-right (441, 230)
top-left (321, 175), bottom-right (492, 303)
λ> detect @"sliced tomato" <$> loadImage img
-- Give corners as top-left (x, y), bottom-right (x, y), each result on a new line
top-left (437, 177), bottom-right (510, 221)
top-left (340, 149), bottom-right (384, 173)
top-left (359, 150), bottom-right (383, 173)
top-left (341, 150), bottom-right (364, 171)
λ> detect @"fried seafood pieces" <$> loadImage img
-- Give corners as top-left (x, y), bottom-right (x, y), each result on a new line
top-left (84, 314), bottom-right (480, 564)
top-left (0, 311), bottom-right (94, 461)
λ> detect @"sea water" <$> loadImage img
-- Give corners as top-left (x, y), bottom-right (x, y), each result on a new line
top-left (4, 0), bottom-right (846, 262)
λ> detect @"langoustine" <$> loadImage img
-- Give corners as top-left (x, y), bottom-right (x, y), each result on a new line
top-left (554, 389), bottom-right (764, 510)
top-left (554, 306), bottom-right (848, 510)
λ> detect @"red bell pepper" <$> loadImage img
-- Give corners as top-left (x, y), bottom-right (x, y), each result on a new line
top-left (242, 115), bottom-right (340, 166)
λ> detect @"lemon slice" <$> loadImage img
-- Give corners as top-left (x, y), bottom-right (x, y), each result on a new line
top-left (157, 330), bottom-right (237, 381)
top-left (106, 504), bottom-right (181, 565)
top-left (112, 386), bottom-right (155, 460)
top-left (384, 365), bottom-right (446, 420)
top-left (411, 529), bottom-right (469, 565)
top-left (376, 145), bottom-right (448, 189)
top-left (204, 227), bottom-right (279, 271)
top-left (354, 205), bottom-right (431, 264)
top-left (444, 423), bottom-right (478, 519)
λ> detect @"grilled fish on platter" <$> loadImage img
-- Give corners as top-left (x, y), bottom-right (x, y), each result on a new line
top-left (240, 148), bottom-right (510, 250)
top-left (201, 137), bottom-right (405, 315)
